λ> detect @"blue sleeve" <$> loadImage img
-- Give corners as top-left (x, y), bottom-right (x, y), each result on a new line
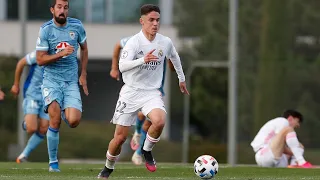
top-left (78, 23), bottom-right (87, 45)
top-left (36, 27), bottom-right (49, 51)
top-left (120, 36), bottom-right (131, 48)
top-left (26, 51), bottom-right (37, 65)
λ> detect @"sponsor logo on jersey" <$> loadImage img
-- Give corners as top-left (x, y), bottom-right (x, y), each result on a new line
top-left (55, 42), bottom-right (71, 58)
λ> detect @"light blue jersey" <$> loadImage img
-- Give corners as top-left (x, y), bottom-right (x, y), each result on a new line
top-left (36, 17), bottom-right (87, 82)
top-left (120, 36), bottom-right (167, 96)
top-left (23, 51), bottom-right (43, 100)
top-left (36, 18), bottom-right (86, 112)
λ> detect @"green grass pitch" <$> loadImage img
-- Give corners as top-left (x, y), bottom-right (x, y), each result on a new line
top-left (0, 162), bottom-right (319, 180)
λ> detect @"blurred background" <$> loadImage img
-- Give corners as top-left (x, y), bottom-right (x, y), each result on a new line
top-left (1, 0), bottom-right (320, 165)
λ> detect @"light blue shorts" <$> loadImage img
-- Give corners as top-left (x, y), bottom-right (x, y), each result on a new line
top-left (41, 78), bottom-right (82, 113)
top-left (23, 97), bottom-right (49, 120)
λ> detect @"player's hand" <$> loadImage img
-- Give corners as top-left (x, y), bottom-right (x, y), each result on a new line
top-left (60, 46), bottom-right (74, 57)
top-left (110, 69), bottom-right (120, 81)
top-left (79, 74), bottom-right (89, 96)
top-left (10, 84), bottom-right (20, 97)
top-left (144, 49), bottom-right (158, 63)
top-left (179, 82), bottom-right (190, 95)
top-left (0, 89), bottom-right (5, 101)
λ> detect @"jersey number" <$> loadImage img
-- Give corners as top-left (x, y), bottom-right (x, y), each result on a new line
top-left (116, 101), bottom-right (126, 113)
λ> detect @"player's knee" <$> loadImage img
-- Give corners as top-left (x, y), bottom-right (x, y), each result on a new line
top-left (152, 117), bottom-right (165, 130)
top-left (48, 102), bottom-right (61, 121)
top-left (68, 119), bottom-right (80, 128)
top-left (114, 134), bottom-right (127, 146)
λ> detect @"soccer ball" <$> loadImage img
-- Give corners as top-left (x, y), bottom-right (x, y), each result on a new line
top-left (194, 155), bottom-right (219, 179)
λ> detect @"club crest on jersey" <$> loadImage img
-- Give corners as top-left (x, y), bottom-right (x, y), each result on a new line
top-left (69, 31), bottom-right (75, 40)
top-left (158, 49), bottom-right (163, 57)
top-left (121, 50), bottom-right (128, 59)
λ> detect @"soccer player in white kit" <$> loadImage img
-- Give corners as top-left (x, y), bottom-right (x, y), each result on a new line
top-left (251, 110), bottom-right (313, 168)
top-left (97, 4), bottom-right (189, 179)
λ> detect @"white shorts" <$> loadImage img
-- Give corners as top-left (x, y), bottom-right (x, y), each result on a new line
top-left (255, 145), bottom-right (288, 167)
top-left (111, 85), bottom-right (166, 126)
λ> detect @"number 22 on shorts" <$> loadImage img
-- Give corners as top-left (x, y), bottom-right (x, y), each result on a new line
top-left (116, 101), bottom-right (126, 113)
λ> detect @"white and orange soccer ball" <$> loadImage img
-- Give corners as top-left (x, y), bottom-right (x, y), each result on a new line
top-left (194, 155), bottom-right (219, 179)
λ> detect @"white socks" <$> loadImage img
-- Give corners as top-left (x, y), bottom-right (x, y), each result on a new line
top-left (105, 151), bottom-right (119, 169)
top-left (286, 132), bottom-right (306, 165)
top-left (143, 133), bottom-right (160, 151)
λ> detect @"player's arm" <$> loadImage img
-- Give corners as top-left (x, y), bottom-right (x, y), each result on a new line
top-left (110, 41), bottom-right (122, 80)
top-left (168, 40), bottom-right (186, 82)
top-left (36, 27), bottom-right (72, 66)
top-left (78, 23), bottom-right (89, 95)
top-left (119, 39), bottom-right (143, 72)
top-left (119, 38), bottom-right (158, 72)
top-left (167, 39), bottom-right (189, 95)
top-left (36, 51), bottom-right (68, 66)
top-left (79, 41), bottom-right (88, 77)
top-left (10, 56), bottom-right (28, 96)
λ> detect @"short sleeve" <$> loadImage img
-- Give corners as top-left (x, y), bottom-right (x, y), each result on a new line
top-left (78, 23), bottom-right (87, 45)
top-left (26, 51), bottom-right (37, 65)
top-left (36, 27), bottom-right (49, 51)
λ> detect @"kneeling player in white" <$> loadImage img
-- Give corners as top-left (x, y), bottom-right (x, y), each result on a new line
top-left (98, 4), bottom-right (189, 179)
top-left (251, 110), bottom-right (313, 168)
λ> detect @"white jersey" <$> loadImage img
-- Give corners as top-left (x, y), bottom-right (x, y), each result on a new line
top-left (119, 30), bottom-right (185, 90)
top-left (251, 117), bottom-right (289, 152)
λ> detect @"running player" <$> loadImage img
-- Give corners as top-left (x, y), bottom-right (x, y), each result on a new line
top-left (11, 51), bottom-right (49, 163)
top-left (251, 109), bottom-right (313, 168)
top-left (110, 37), bottom-right (175, 165)
top-left (98, 4), bottom-right (189, 178)
top-left (36, 0), bottom-right (89, 172)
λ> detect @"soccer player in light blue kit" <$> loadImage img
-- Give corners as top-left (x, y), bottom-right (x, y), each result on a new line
top-left (11, 51), bottom-right (49, 164)
top-left (36, 0), bottom-right (89, 172)
top-left (110, 36), bottom-right (175, 165)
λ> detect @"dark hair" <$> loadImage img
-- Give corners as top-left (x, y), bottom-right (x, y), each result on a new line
top-left (51, 0), bottom-right (69, 8)
top-left (140, 4), bottom-right (160, 16)
top-left (282, 109), bottom-right (303, 123)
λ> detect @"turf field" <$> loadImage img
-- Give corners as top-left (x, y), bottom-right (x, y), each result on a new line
top-left (0, 162), bottom-right (319, 180)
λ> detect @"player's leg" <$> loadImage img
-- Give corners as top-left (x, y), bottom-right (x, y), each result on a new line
top-left (131, 111), bottom-right (145, 150)
top-left (132, 119), bottom-right (151, 165)
top-left (63, 81), bottom-right (82, 128)
top-left (276, 154), bottom-right (289, 168)
top-left (270, 126), bottom-right (311, 167)
top-left (288, 143), bottom-right (305, 167)
top-left (141, 94), bottom-right (166, 172)
top-left (42, 79), bottom-right (63, 172)
top-left (98, 112), bottom-right (137, 179)
top-left (16, 114), bottom-right (38, 163)
top-left (16, 99), bottom-right (42, 163)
